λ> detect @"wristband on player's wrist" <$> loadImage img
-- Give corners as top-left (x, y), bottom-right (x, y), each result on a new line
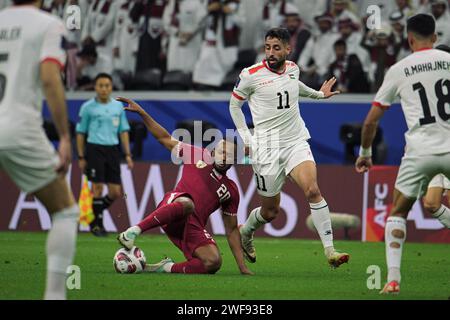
top-left (359, 147), bottom-right (372, 157)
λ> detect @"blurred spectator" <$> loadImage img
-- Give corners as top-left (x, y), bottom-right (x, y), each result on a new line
top-left (237, 0), bottom-right (261, 51)
top-left (366, 23), bottom-right (397, 90)
top-left (76, 44), bottom-right (113, 90)
top-left (298, 13), bottom-right (340, 89)
top-left (327, 39), bottom-right (370, 93)
top-left (163, 0), bottom-right (207, 73)
top-left (393, 0), bottom-right (416, 18)
top-left (284, 5), bottom-right (311, 63)
top-left (291, 0), bottom-right (327, 30)
top-left (64, 0), bottom-right (90, 48)
top-left (113, 0), bottom-right (139, 77)
top-left (64, 1), bottom-right (92, 90)
top-left (389, 11), bottom-right (410, 61)
top-left (262, 0), bottom-right (293, 30)
top-left (254, 0), bottom-right (298, 62)
top-left (42, 0), bottom-right (65, 17)
top-left (192, 0), bottom-right (240, 88)
top-left (82, 0), bottom-right (118, 70)
top-left (414, 0), bottom-right (432, 14)
top-left (336, 17), bottom-right (372, 83)
top-left (329, 0), bottom-right (361, 32)
top-left (131, 0), bottom-right (167, 73)
top-left (430, 0), bottom-right (450, 46)
top-left (6, 0), bottom-right (440, 92)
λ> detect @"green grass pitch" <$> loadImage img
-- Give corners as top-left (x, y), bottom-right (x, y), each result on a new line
top-left (0, 231), bottom-right (449, 300)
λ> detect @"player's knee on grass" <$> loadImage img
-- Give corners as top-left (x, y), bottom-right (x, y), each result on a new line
top-left (202, 255), bottom-right (222, 274)
top-left (174, 197), bottom-right (195, 216)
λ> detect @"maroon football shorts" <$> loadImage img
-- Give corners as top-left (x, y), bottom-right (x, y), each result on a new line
top-left (157, 191), bottom-right (217, 260)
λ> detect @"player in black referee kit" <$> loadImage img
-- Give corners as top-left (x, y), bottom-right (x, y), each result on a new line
top-left (76, 73), bottom-right (134, 236)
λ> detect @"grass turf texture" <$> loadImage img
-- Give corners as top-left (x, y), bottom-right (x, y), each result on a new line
top-left (0, 231), bottom-right (449, 300)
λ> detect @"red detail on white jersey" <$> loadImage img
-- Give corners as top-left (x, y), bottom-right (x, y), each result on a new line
top-left (248, 64), bottom-right (264, 75)
top-left (41, 57), bottom-right (65, 70)
top-left (372, 101), bottom-right (390, 109)
top-left (232, 92), bottom-right (245, 100)
top-left (415, 47), bottom-right (433, 52)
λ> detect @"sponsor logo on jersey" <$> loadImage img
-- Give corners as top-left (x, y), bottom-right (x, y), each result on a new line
top-left (257, 80), bottom-right (274, 87)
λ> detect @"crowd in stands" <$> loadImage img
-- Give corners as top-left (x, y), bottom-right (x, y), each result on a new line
top-left (1, 0), bottom-right (449, 93)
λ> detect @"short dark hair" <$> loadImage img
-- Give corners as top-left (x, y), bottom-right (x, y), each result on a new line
top-left (265, 27), bottom-right (291, 45)
top-left (77, 44), bottom-right (98, 58)
top-left (406, 14), bottom-right (435, 38)
top-left (94, 73), bottom-right (113, 84)
top-left (334, 39), bottom-right (347, 48)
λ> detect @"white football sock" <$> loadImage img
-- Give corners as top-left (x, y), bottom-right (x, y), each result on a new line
top-left (385, 216), bottom-right (406, 283)
top-left (164, 262), bottom-right (175, 273)
top-left (44, 205), bottom-right (79, 300)
top-left (240, 207), bottom-right (268, 235)
top-left (310, 199), bottom-right (334, 255)
top-left (432, 204), bottom-right (450, 228)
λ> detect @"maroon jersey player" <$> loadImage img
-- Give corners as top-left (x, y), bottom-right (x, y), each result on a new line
top-left (116, 97), bottom-right (252, 275)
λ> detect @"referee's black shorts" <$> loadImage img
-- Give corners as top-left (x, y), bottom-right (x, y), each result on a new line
top-left (85, 143), bottom-right (121, 184)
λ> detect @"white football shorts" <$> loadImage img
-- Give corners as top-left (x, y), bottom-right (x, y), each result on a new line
top-left (395, 152), bottom-right (450, 199)
top-left (0, 135), bottom-right (60, 193)
top-left (428, 173), bottom-right (450, 190)
top-left (251, 140), bottom-right (315, 197)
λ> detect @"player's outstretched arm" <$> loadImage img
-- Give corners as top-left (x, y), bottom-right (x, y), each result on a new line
top-left (298, 77), bottom-right (340, 99)
top-left (355, 104), bottom-right (386, 173)
top-left (229, 95), bottom-right (252, 148)
top-left (116, 97), bottom-right (178, 151)
top-left (41, 61), bottom-right (72, 175)
top-left (222, 213), bottom-right (254, 275)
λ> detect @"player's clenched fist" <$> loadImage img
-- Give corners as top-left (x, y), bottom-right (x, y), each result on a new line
top-left (355, 156), bottom-right (373, 173)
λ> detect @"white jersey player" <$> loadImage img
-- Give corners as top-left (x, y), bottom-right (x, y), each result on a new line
top-left (0, 1), bottom-right (79, 300)
top-left (229, 27), bottom-right (350, 269)
top-left (355, 14), bottom-right (450, 295)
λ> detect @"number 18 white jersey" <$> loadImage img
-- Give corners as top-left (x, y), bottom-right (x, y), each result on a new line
top-left (373, 48), bottom-right (450, 156)
top-left (0, 6), bottom-right (67, 149)
top-left (232, 60), bottom-right (311, 148)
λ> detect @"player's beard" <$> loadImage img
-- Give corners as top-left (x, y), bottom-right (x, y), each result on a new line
top-left (267, 57), bottom-right (286, 70)
top-left (213, 163), bottom-right (232, 174)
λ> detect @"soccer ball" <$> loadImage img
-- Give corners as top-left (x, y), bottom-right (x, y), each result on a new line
top-left (113, 246), bottom-right (146, 274)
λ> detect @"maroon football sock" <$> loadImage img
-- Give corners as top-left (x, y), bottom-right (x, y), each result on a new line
top-left (137, 202), bottom-right (185, 232)
top-left (171, 258), bottom-right (208, 274)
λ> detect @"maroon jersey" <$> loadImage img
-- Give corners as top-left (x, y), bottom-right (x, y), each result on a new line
top-left (173, 143), bottom-right (239, 227)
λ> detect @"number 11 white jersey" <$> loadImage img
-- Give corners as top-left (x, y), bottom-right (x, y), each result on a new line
top-left (373, 48), bottom-right (450, 156)
top-left (232, 60), bottom-right (311, 148)
top-left (0, 6), bottom-right (67, 149)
